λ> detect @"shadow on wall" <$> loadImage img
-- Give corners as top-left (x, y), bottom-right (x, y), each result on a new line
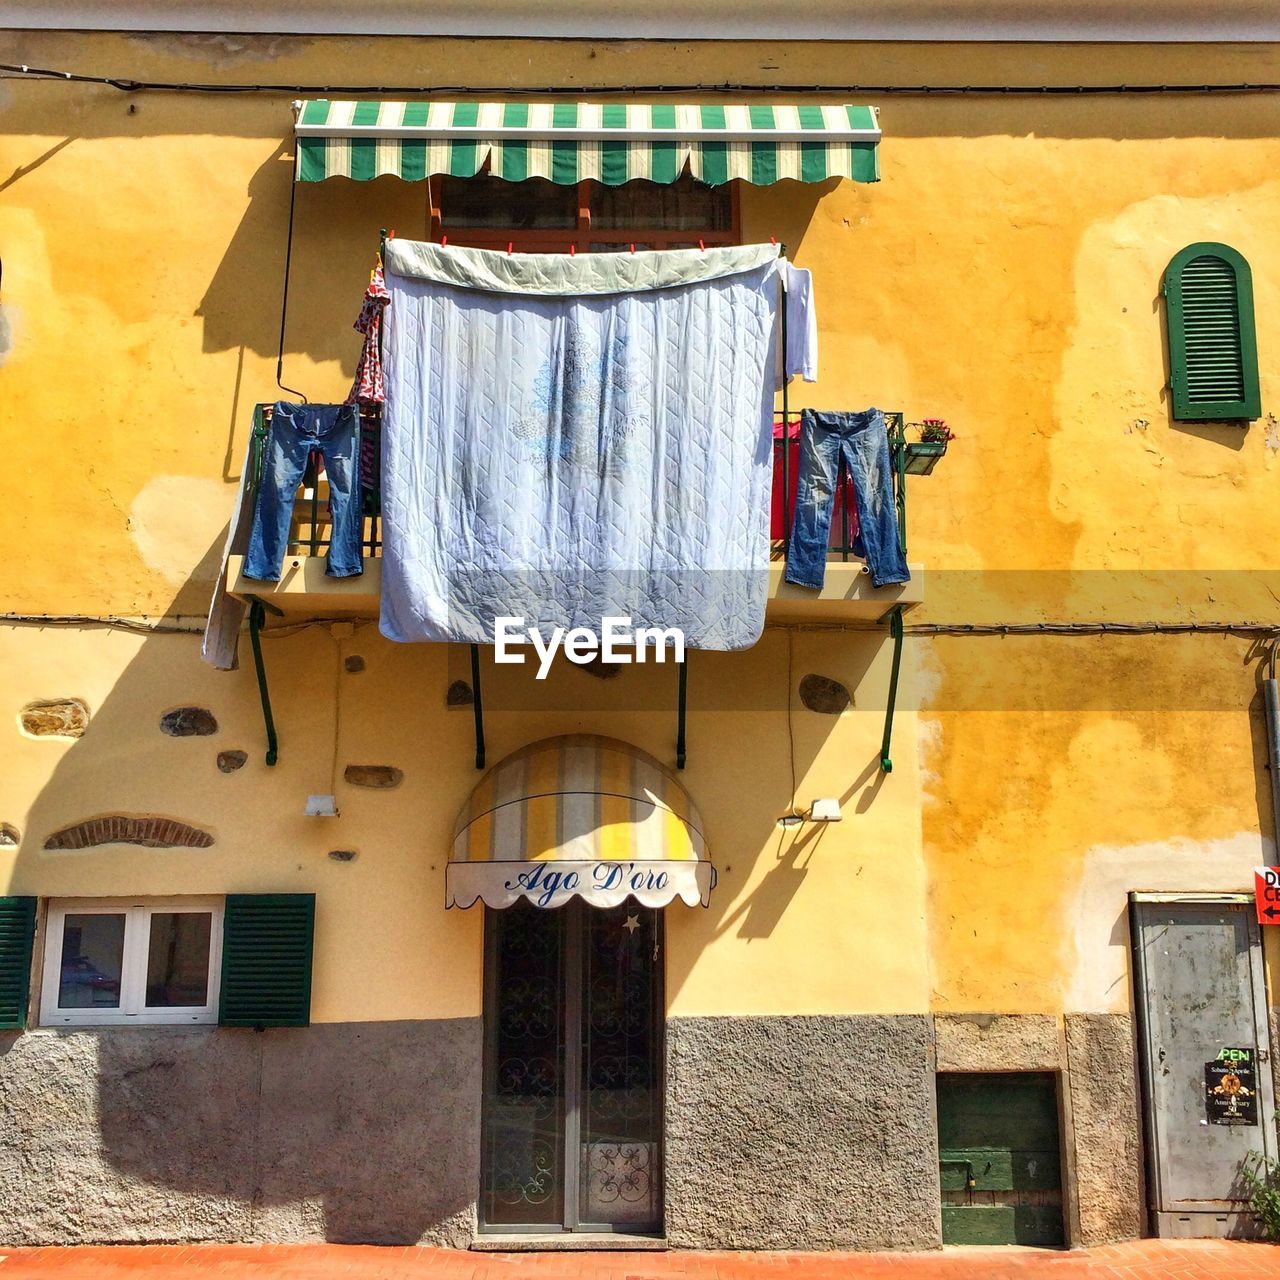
top-left (0, 1018), bottom-right (478, 1246)
top-left (5, 606), bottom-right (884, 1241)
top-left (1248, 640), bottom-right (1279, 847)
top-left (92, 1020), bottom-right (478, 1245)
top-left (656, 632), bottom-right (887, 999)
top-left (196, 151), bottom-right (434, 366)
top-left (153, 519), bottom-right (233, 620)
top-left (196, 150), bottom-right (830, 475)
top-left (0, 136), bottom-right (78, 196)
top-left (4, 546), bottom-right (482, 1244)
top-left (694, 699), bottom-right (886, 947)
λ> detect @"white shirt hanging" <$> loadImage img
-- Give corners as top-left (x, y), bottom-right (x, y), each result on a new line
top-left (778, 259), bottom-right (819, 384)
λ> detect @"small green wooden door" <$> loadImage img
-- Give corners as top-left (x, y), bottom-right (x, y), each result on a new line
top-left (937, 1072), bottom-right (1064, 1246)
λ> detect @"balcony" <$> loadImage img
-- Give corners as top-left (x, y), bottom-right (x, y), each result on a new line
top-left (224, 405), bottom-right (924, 625)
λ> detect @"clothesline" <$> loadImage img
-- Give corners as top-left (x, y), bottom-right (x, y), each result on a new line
top-left (774, 409), bottom-right (897, 424)
top-left (393, 229), bottom-right (782, 256)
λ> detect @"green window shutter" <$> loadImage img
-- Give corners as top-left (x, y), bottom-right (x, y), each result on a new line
top-left (0, 897), bottom-right (37, 1030)
top-left (219, 894), bottom-right (315, 1028)
top-left (1163, 242), bottom-right (1261, 421)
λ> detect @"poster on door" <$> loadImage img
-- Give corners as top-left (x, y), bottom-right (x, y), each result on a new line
top-left (1204, 1047), bottom-right (1259, 1126)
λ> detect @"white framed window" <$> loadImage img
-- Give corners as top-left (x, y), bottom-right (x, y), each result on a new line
top-left (41, 898), bottom-right (223, 1026)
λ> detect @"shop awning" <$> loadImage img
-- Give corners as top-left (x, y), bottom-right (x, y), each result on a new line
top-left (294, 100), bottom-right (880, 186)
top-left (447, 734), bottom-right (714, 910)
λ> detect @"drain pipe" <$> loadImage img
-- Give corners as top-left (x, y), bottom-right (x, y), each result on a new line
top-left (1265, 644), bottom-right (1280, 858)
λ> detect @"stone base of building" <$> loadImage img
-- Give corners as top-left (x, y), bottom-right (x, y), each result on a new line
top-left (0, 1020), bottom-right (482, 1247)
top-left (665, 1014), bottom-right (941, 1249)
top-left (934, 1011), bottom-right (1144, 1247)
top-left (0, 1013), bottom-right (1145, 1249)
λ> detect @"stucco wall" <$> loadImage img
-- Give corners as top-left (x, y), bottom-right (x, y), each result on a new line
top-left (2, 29), bottom-right (1279, 1248)
top-left (1, 34), bottom-right (1278, 619)
top-left (920, 632), bottom-right (1277, 1014)
top-left (1, 34), bottom-right (1276, 1017)
top-left (0, 621), bottom-right (929, 1023)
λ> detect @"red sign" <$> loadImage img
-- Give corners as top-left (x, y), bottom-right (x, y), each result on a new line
top-left (1255, 866), bottom-right (1280, 924)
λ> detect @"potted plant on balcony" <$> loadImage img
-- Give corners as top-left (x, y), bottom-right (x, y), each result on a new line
top-left (904, 418), bottom-right (954, 475)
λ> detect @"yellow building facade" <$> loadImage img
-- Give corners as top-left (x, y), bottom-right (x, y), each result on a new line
top-left (1, 11), bottom-right (1278, 1251)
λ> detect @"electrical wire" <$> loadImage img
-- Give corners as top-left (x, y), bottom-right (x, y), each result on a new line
top-left (0, 612), bottom-right (374, 638)
top-left (5, 614), bottom-right (1279, 638)
top-left (784, 628), bottom-right (799, 818)
top-left (330, 626), bottom-right (343, 793)
top-left (3, 63), bottom-right (1279, 97)
top-left (276, 175), bottom-right (307, 402)
top-left (0, 612), bottom-right (202, 634)
top-left (903, 621), bottom-right (1280, 636)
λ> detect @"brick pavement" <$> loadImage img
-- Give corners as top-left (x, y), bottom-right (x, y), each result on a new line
top-left (0, 1240), bottom-right (1278, 1280)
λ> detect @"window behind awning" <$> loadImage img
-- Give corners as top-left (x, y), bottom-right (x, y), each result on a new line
top-left (293, 100), bottom-right (881, 186)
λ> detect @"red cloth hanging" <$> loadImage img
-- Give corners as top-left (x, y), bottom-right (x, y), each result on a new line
top-left (770, 419), bottom-right (859, 543)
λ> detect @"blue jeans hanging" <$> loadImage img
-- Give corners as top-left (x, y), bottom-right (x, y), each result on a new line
top-left (244, 402), bottom-right (363, 581)
top-left (784, 408), bottom-right (910, 590)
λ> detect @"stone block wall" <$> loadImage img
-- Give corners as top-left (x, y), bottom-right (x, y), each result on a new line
top-left (664, 1015), bottom-right (942, 1250)
top-left (934, 1011), bottom-right (1144, 1248)
top-left (0, 1019), bottom-right (481, 1246)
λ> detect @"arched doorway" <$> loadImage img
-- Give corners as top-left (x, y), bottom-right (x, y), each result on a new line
top-left (448, 735), bottom-right (714, 1235)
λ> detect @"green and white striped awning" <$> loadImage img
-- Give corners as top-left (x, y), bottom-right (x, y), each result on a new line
top-left (294, 100), bottom-right (880, 186)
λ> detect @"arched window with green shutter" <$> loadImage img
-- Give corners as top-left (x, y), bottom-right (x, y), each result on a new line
top-left (1162, 242), bottom-right (1261, 422)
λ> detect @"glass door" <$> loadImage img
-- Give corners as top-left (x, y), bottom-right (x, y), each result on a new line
top-left (481, 900), bottom-right (567, 1228)
top-left (481, 900), bottom-right (663, 1234)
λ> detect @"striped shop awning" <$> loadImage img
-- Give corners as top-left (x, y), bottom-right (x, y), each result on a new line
top-left (447, 734), bottom-right (715, 911)
top-left (294, 99), bottom-right (880, 186)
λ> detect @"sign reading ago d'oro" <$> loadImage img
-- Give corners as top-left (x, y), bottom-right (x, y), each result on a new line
top-left (1205, 1047), bottom-right (1259, 1127)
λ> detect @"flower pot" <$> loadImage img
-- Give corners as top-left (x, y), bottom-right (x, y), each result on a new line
top-left (904, 440), bottom-right (947, 475)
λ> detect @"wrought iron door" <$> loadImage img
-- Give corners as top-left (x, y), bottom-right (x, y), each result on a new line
top-left (481, 900), bottom-right (663, 1234)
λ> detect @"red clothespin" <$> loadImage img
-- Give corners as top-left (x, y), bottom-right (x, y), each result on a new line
top-left (441, 234), bottom-right (448, 247)
top-left (507, 242), bottom-right (514, 255)
top-left (388, 229), bottom-right (396, 239)
top-left (698, 238), bottom-right (705, 252)
top-left (629, 243), bottom-right (636, 254)
top-left (570, 243), bottom-right (577, 256)
top-left (770, 235), bottom-right (777, 246)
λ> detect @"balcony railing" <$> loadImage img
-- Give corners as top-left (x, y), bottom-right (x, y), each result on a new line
top-left (770, 409), bottom-right (908, 563)
top-left (220, 408), bottom-right (920, 778)
top-left (224, 403), bottom-right (920, 624)
top-left (238, 403), bottom-right (909, 566)
top-left (240, 403), bottom-right (386, 561)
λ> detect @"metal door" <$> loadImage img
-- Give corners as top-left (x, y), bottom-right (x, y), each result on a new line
top-left (1131, 893), bottom-right (1277, 1237)
top-left (480, 900), bottom-right (663, 1234)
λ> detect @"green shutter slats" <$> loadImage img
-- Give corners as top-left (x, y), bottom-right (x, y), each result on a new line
top-left (0, 897), bottom-right (37, 1030)
top-left (292, 100), bottom-right (881, 187)
top-left (218, 894), bottom-right (315, 1028)
top-left (1164, 242), bottom-right (1261, 421)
